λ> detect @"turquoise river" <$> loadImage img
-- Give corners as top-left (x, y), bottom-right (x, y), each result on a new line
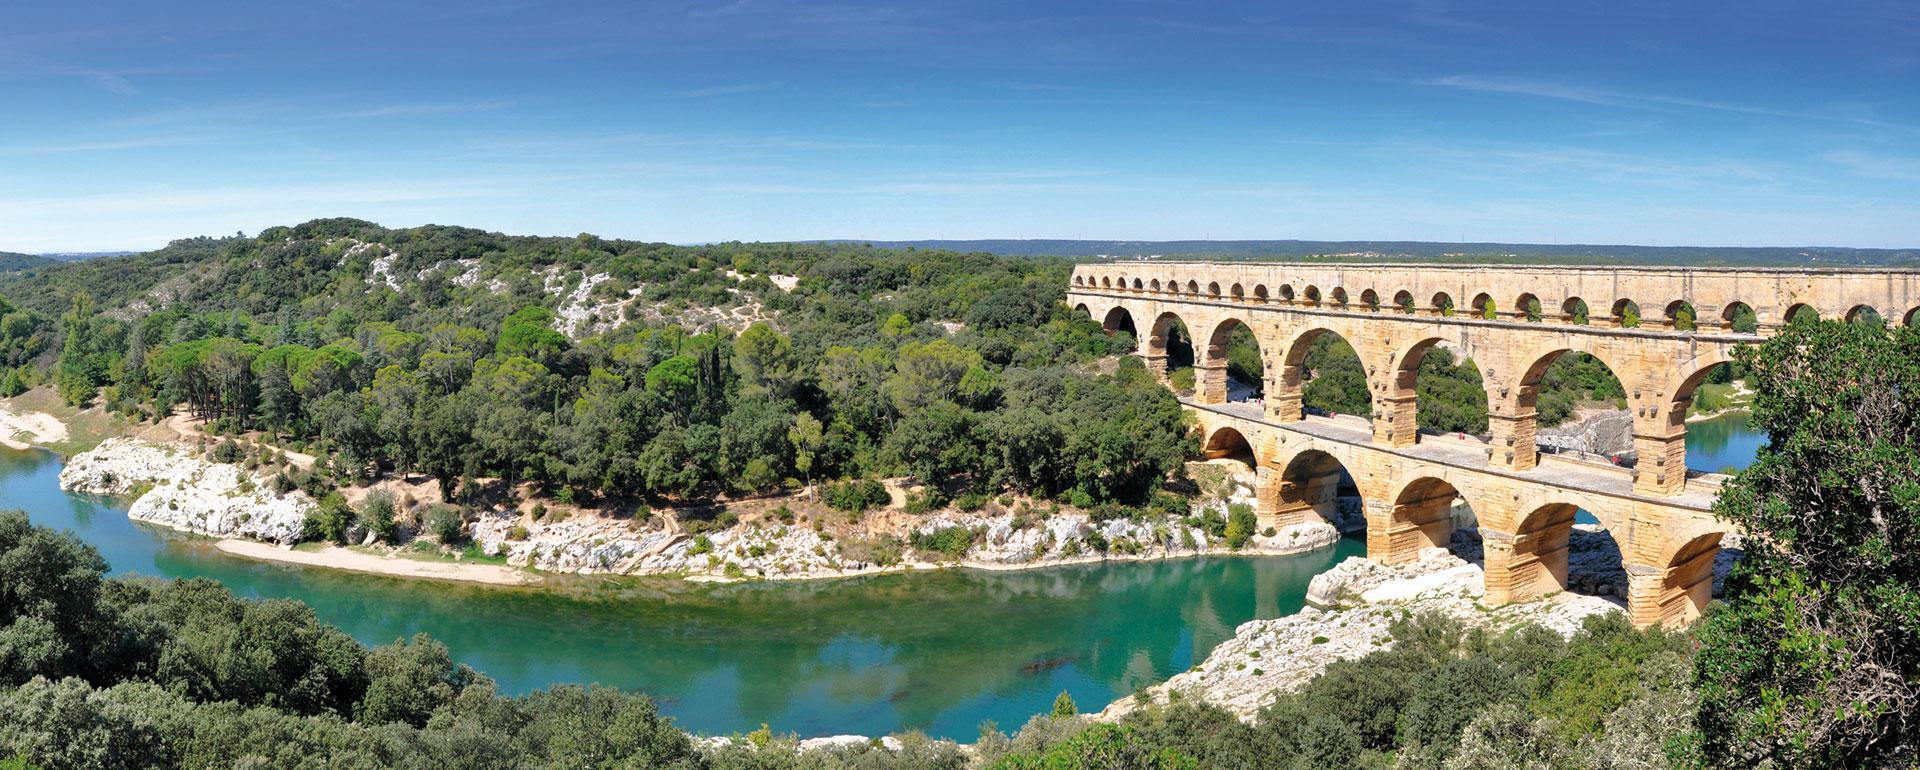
top-left (3, 411), bottom-right (1765, 740)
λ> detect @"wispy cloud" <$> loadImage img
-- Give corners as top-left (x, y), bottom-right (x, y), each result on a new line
top-left (0, 48), bottom-right (139, 94)
top-left (1419, 75), bottom-right (1920, 134)
top-left (2, 134), bottom-right (223, 155)
top-left (667, 82), bottom-right (778, 98)
top-left (329, 100), bottom-right (512, 119)
top-left (1826, 150), bottom-right (1920, 183)
top-left (712, 168), bottom-right (1116, 196)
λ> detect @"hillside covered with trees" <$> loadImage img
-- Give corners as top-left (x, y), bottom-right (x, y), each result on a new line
top-left (3, 317), bottom-right (1915, 768)
top-left (0, 219), bottom-right (1191, 519)
top-left (0, 218), bottom-right (1752, 543)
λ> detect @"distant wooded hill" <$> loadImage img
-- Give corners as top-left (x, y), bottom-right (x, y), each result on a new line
top-left (0, 252), bottom-right (57, 271)
top-left (826, 239), bottom-right (1920, 266)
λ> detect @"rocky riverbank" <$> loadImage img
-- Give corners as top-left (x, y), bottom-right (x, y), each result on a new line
top-left (60, 437), bottom-right (316, 544)
top-left (1097, 526), bottom-right (1742, 722)
top-left (54, 435), bottom-right (1347, 585)
top-left (465, 503), bottom-right (1343, 582)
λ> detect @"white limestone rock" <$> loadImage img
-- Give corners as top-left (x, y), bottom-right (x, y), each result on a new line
top-left (60, 437), bottom-right (314, 544)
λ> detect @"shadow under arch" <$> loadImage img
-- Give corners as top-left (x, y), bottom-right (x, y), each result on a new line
top-left (1493, 501), bottom-right (1579, 603)
top-left (1654, 527), bottom-right (1726, 625)
top-left (1263, 448), bottom-right (1362, 532)
top-left (1200, 425), bottom-right (1258, 467)
top-left (1101, 306), bottom-right (1138, 340)
top-left (1378, 475), bottom-right (1479, 565)
top-left (1147, 311), bottom-right (1196, 376)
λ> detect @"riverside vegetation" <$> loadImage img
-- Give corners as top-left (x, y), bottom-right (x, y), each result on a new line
top-left (0, 220), bottom-right (1908, 766)
top-left (2, 317), bottom-right (1915, 768)
top-left (0, 218), bottom-right (1741, 575)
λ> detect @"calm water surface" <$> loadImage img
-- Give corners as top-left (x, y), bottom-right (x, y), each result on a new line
top-left (6, 412), bottom-right (1767, 738)
top-left (1686, 411), bottom-right (1767, 474)
top-left (2, 448), bottom-right (1360, 739)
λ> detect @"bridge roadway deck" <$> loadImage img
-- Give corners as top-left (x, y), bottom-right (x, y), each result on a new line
top-left (1186, 399), bottom-right (1722, 513)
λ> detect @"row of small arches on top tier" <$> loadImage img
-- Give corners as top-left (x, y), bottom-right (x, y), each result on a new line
top-left (1070, 274), bottom-right (1920, 331)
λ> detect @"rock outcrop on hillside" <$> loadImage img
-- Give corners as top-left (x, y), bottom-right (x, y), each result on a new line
top-left (60, 437), bottom-right (314, 544)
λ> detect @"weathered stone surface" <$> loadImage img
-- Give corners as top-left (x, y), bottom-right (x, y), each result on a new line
top-left (60, 437), bottom-right (314, 544)
top-left (1066, 261), bottom-right (1826, 627)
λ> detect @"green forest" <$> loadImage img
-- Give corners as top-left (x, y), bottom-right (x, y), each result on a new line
top-left (3, 318), bottom-right (1916, 768)
top-left (0, 220), bottom-right (1192, 521)
top-left (0, 218), bottom-right (1773, 532)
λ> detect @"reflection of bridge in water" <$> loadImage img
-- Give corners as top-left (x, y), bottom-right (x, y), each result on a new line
top-left (1069, 261), bottom-right (1920, 627)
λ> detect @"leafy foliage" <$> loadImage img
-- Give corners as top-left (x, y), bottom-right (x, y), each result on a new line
top-left (13, 221), bottom-right (1184, 515)
top-left (1691, 320), bottom-right (1920, 768)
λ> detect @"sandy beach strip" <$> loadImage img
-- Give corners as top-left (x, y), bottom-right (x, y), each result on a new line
top-left (214, 539), bottom-right (539, 586)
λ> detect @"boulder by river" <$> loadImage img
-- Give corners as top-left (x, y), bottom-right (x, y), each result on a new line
top-left (59, 437), bottom-right (315, 544)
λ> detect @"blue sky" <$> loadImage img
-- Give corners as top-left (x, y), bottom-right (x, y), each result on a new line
top-left (1, 1), bottom-right (1917, 252)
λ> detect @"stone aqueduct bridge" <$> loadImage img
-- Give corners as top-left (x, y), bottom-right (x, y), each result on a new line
top-left (1067, 262), bottom-right (1920, 628)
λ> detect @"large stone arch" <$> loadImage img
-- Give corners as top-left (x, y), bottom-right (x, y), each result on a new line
top-left (1198, 315), bottom-right (1267, 405)
top-left (1634, 522), bottom-right (1728, 627)
top-left (1647, 345), bottom-right (1741, 481)
top-left (1483, 501), bottom-right (1577, 605)
top-left (1494, 339), bottom-right (1639, 471)
top-left (1371, 471), bottom-right (1478, 564)
top-left (1270, 326), bottom-right (1374, 423)
top-left (1257, 447), bottom-right (1356, 531)
top-left (1201, 424), bottom-right (1259, 467)
top-left (1378, 335), bottom-right (1491, 448)
top-left (1146, 311), bottom-right (1197, 376)
top-left (1100, 306), bottom-right (1140, 348)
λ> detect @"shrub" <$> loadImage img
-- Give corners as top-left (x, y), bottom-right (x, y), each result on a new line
top-left (302, 492), bottom-right (355, 544)
top-left (904, 487), bottom-right (944, 514)
top-left (210, 440), bottom-right (244, 464)
top-left (425, 504), bottom-right (466, 545)
top-left (357, 490), bottom-right (398, 542)
top-left (1224, 503), bottom-right (1257, 549)
top-left (990, 724), bottom-right (1196, 770)
top-left (824, 479), bottom-right (890, 513)
top-left (1052, 691), bottom-right (1078, 717)
top-left (1149, 491), bottom-right (1188, 517)
top-left (955, 492), bottom-right (988, 512)
top-left (507, 525), bottom-right (529, 541)
top-left (1062, 487), bottom-right (1095, 509)
top-left (910, 525), bottom-right (976, 560)
top-left (0, 368), bottom-right (26, 397)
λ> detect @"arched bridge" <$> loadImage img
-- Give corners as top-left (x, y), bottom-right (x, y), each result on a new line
top-left (1069, 261), bottom-right (1920, 628)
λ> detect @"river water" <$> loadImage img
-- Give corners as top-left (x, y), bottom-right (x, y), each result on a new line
top-left (3, 411), bottom-right (1764, 740)
top-left (1685, 411), bottom-right (1766, 475)
top-left (2, 447), bottom-right (1360, 739)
